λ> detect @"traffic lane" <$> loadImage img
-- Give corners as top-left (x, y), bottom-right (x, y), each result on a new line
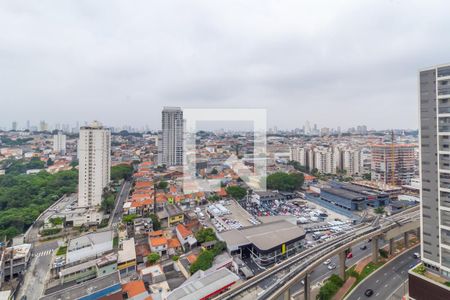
top-left (112, 181), bottom-right (131, 224)
top-left (309, 239), bottom-right (373, 283)
top-left (33, 240), bottom-right (59, 253)
top-left (346, 245), bottom-right (419, 300)
top-left (287, 240), bottom-right (373, 296)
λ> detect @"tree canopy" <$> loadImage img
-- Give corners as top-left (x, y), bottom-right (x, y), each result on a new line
top-left (225, 186), bottom-right (247, 200)
top-left (0, 169), bottom-right (78, 239)
top-left (266, 172), bottom-right (304, 192)
top-left (195, 227), bottom-right (217, 243)
top-left (111, 164), bottom-right (133, 182)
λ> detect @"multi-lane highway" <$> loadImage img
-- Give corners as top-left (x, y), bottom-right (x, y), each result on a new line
top-left (215, 206), bottom-right (419, 300)
top-left (346, 245), bottom-right (420, 300)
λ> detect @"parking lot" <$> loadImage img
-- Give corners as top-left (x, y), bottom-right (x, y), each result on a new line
top-left (245, 198), bottom-right (350, 226)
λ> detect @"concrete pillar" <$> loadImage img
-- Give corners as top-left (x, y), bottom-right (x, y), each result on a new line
top-left (283, 288), bottom-right (290, 300)
top-left (339, 252), bottom-right (346, 280)
top-left (389, 238), bottom-right (395, 256)
top-left (304, 273), bottom-right (311, 300)
top-left (404, 232), bottom-right (409, 249)
top-left (371, 237), bottom-right (378, 263)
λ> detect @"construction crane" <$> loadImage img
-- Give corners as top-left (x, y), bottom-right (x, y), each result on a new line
top-left (390, 130), bottom-right (396, 186)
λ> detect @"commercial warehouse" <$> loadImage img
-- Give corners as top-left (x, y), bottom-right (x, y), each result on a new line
top-left (218, 219), bottom-right (306, 266)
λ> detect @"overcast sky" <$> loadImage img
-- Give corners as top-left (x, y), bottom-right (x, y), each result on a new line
top-left (1, 0), bottom-right (450, 131)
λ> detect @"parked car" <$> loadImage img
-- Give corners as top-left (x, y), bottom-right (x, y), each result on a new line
top-left (360, 245), bottom-right (367, 250)
top-left (323, 259), bottom-right (331, 265)
top-left (327, 263), bottom-right (336, 270)
top-left (413, 252), bottom-right (421, 259)
top-left (347, 252), bottom-right (353, 259)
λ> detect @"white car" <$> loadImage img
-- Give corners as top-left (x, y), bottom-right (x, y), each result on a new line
top-left (327, 263), bottom-right (336, 270)
top-left (323, 259), bottom-right (331, 265)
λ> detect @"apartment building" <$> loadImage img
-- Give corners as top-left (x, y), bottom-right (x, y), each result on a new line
top-left (53, 131), bottom-right (66, 155)
top-left (0, 244), bottom-right (31, 283)
top-left (371, 144), bottom-right (415, 185)
top-left (158, 107), bottom-right (183, 166)
top-left (289, 146), bottom-right (307, 166)
top-left (78, 121), bottom-right (111, 208)
top-left (409, 64), bottom-right (450, 299)
top-left (342, 148), bottom-right (361, 175)
top-left (314, 147), bottom-right (335, 174)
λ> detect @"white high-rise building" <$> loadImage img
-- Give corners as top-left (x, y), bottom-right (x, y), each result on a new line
top-left (53, 132), bottom-right (67, 155)
top-left (158, 107), bottom-right (183, 166)
top-left (78, 121), bottom-right (111, 208)
top-left (290, 146), bottom-right (307, 166)
top-left (314, 147), bottom-right (334, 174)
top-left (342, 148), bottom-right (361, 175)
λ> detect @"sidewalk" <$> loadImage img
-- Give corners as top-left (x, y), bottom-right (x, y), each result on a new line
top-left (333, 256), bottom-right (372, 300)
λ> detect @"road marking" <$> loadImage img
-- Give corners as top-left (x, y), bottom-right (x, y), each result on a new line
top-left (376, 293), bottom-right (379, 297)
top-left (384, 272), bottom-right (387, 276)
top-left (33, 249), bottom-right (54, 257)
top-left (376, 279), bottom-right (379, 283)
top-left (385, 284), bottom-right (389, 288)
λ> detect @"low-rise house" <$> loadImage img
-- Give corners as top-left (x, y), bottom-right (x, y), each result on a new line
top-left (121, 280), bottom-right (150, 300)
top-left (66, 231), bottom-right (113, 265)
top-left (175, 224), bottom-right (197, 251)
top-left (149, 237), bottom-right (168, 257)
top-left (118, 238), bottom-right (137, 276)
top-left (166, 205), bottom-right (184, 226)
top-left (140, 264), bottom-right (166, 284)
top-left (58, 253), bottom-right (118, 285)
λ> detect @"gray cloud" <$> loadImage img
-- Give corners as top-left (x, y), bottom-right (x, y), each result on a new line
top-left (1, 0), bottom-right (450, 130)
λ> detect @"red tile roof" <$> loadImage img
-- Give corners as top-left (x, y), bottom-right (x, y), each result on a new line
top-left (176, 224), bottom-right (193, 239)
top-left (122, 280), bottom-right (147, 298)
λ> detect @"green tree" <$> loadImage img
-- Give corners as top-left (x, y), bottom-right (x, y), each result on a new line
top-left (362, 173), bottom-right (371, 180)
top-left (0, 169), bottom-right (78, 240)
top-left (122, 214), bottom-right (138, 224)
top-left (148, 214), bottom-right (161, 230)
top-left (47, 158), bottom-right (54, 166)
top-left (208, 194), bottom-right (220, 202)
top-left (190, 250), bottom-right (215, 274)
top-left (196, 228), bottom-right (217, 243)
top-left (49, 217), bottom-right (64, 226)
top-left (147, 253), bottom-right (161, 264)
top-left (225, 186), bottom-right (247, 200)
top-left (111, 164), bottom-right (133, 182)
top-left (100, 194), bottom-right (115, 212)
top-left (157, 181), bottom-right (168, 190)
top-left (266, 172), bottom-right (304, 192)
top-left (374, 206), bottom-right (385, 214)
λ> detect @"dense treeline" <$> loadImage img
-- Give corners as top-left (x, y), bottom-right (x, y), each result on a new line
top-left (266, 172), bottom-right (304, 192)
top-left (2, 157), bottom-right (45, 175)
top-left (0, 137), bottom-right (33, 146)
top-left (111, 164), bottom-right (134, 181)
top-left (0, 169), bottom-right (78, 239)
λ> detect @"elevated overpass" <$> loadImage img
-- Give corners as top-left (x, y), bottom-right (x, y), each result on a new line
top-left (214, 206), bottom-right (420, 300)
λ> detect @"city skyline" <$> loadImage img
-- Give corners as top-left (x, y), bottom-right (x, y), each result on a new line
top-left (3, 1), bottom-right (450, 129)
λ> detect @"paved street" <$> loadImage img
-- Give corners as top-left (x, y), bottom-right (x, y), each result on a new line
top-left (346, 245), bottom-right (419, 300)
top-left (26, 194), bottom-right (76, 243)
top-left (111, 180), bottom-right (132, 227)
top-left (16, 241), bottom-right (59, 300)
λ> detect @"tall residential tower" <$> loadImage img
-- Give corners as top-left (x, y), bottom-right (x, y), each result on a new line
top-left (409, 64), bottom-right (450, 299)
top-left (77, 121), bottom-right (111, 208)
top-left (158, 107), bottom-right (183, 166)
